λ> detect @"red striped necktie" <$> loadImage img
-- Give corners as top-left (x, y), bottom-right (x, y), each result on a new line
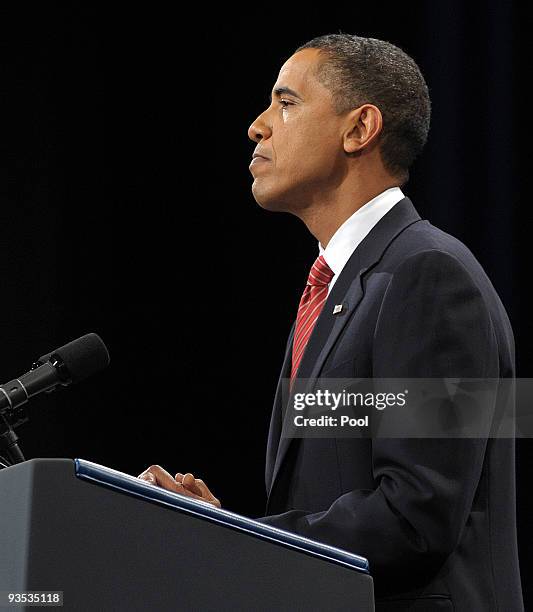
top-left (290, 255), bottom-right (334, 381)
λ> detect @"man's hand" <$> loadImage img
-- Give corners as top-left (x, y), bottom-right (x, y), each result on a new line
top-left (137, 465), bottom-right (221, 509)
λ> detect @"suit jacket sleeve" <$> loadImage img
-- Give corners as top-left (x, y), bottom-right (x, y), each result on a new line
top-left (256, 249), bottom-right (499, 587)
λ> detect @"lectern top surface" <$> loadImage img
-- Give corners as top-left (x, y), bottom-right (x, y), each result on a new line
top-left (75, 458), bottom-right (369, 574)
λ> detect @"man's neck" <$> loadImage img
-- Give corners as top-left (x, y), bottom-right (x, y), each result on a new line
top-left (298, 181), bottom-right (400, 247)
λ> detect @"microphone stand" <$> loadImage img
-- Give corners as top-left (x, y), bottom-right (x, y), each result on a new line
top-left (0, 362), bottom-right (38, 469)
top-left (0, 412), bottom-right (26, 469)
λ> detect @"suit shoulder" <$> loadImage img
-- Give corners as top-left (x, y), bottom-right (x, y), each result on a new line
top-left (394, 220), bottom-right (474, 259)
top-left (381, 219), bottom-right (513, 343)
top-left (385, 220), bottom-right (486, 279)
top-left (380, 220), bottom-right (502, 312)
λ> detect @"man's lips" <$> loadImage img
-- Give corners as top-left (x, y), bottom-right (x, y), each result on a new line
top-left (250, 153), bottom-right (271, 167)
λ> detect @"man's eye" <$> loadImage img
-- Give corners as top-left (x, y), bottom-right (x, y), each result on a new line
top-left (279, 99), bottom-right (292, 108)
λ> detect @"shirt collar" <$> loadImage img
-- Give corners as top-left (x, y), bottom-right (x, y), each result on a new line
top-left (319, 187), bottom-right (405, 279)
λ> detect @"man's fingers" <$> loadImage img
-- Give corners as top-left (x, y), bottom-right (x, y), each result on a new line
top-left (139, 472), bottom-right (155, 484)
top-left (190, 477), bottom-right (222, 508)
top-left (138, 467), bottom-right (220, 507)
top-left (182, 473), bottom-right (194, 485)
top-left (193, 479), bottom-right (211, 497)
top-left (173, 484), bottom-right (205, 501)
top-left (182, 472), bottom-right (200, 493)
top-left (138, 465), bottom-right (182, 493)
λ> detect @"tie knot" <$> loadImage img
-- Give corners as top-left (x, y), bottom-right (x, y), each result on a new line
top-left (307, 255), bottom-right (334, 286)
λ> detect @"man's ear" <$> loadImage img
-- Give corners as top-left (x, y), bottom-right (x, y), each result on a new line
top-left (343, 104), bottom-right (383, 155)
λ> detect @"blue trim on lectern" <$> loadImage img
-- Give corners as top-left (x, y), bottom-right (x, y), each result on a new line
top-left (75, 458), bottom-right (369, 574)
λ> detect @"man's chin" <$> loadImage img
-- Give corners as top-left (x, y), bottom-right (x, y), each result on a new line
top-left (251, 182), bottom-right (290, 213)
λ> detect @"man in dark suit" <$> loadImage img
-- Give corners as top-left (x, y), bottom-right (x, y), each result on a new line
top-left (139, 35), bottom-right (523, 610)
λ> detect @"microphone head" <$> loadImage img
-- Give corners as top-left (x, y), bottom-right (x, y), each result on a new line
top-left (39, 333), bottom-right (110, 384)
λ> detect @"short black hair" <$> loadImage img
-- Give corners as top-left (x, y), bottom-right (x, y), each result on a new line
top-left (296, 34), bottom-right (431, 184)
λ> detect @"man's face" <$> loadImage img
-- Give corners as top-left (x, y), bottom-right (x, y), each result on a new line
top-left (248, 49), bottom-right (347, 213)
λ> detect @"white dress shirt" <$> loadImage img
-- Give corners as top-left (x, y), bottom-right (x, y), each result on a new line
top-left (319, 187), bottom-right (405, 293)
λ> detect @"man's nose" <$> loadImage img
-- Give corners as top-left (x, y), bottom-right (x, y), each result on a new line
top-left (248, 112), bottom-right (272, 143)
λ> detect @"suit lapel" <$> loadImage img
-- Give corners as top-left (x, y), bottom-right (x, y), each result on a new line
top-left (267, 197), bottom-right (423, 502)
top-left (265, 322), bottom-right (295, 492)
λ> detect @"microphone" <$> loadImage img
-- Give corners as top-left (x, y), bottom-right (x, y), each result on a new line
top-left (0, 333), bottom-right (110, 466)
top-left (0, 333), bottom-right (110, 416)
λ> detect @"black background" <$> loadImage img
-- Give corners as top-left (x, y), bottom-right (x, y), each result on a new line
top-left (2, 2), bottom-right (531, 604)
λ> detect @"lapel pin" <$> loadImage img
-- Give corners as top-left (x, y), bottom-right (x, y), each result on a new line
top-left (333, 304), bottom-right (343, 315)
